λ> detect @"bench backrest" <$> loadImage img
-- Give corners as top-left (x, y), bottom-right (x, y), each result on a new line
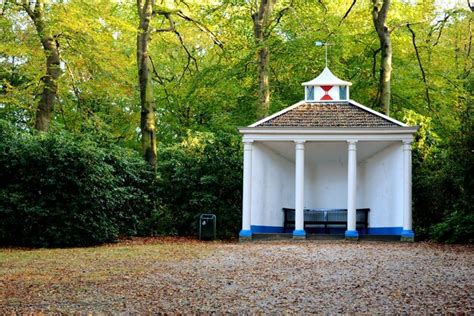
top-left (283, 208), bottom-right (370, 222)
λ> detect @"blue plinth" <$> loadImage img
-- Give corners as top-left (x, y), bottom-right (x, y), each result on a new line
top-left (293, 229), bottom-right (306, 237)
top-left (345, 230), bottom-right (359, 238)
top-left (239, 229), bottom-right (252, 237)
top-left (401, 229), bottom-right (415, 238)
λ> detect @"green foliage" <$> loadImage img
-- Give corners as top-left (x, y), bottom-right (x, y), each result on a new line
top-left (137, 205), bottom-right (177, 236)
top-left (431, 210), bottom-right (474, 244)
top-left (410, 98), bottom-right (473, 241)
top-left (157, 131), bottom-right (242, 239)
top-left (0, 120), bottom-right (157, 247)
top-left (0, 0), bottom-right (472, 243)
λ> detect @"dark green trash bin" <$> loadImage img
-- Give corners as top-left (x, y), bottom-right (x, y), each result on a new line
top-left (199, 214), bottom-right (216, 240)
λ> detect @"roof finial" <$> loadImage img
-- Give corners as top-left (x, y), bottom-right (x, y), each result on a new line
top-left (315, 41), bottom-right (334, 68)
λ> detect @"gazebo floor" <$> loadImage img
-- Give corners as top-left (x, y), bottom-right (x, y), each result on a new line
top-left (252, 233), bottom-right (401, 241)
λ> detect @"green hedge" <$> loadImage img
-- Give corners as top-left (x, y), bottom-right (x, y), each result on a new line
top-left (0, 122), bottom-right (243, 246)
top-left (0, 121), bottom-right (157, 247)
top-left (157, 131), bottom-right (242, 239)
top-left (431, 210), bottom-right (474, 244)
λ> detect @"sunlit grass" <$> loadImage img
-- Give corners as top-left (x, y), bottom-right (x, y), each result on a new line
top-left (0, 238), bottom-right (219, 284)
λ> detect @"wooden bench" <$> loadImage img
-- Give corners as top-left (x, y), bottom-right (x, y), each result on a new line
top-left (282, 208), bottom-right (370, 233)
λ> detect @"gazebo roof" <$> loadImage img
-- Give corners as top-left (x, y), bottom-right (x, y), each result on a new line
top-left (249, 100), bottom-right (406, 128)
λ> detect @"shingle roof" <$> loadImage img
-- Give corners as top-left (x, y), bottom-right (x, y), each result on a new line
top-left (256, 102), bottom-right (401, 128)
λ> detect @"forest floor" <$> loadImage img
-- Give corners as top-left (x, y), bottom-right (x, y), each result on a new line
top-left (1, 237), bottom-right (473, 314)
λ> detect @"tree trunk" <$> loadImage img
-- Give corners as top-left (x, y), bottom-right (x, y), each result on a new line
top-left (252, 0), bottom-right (274, 119)
top-left (23, 0), bottom-right (61, 132)
top-left (372, 0), bottom-right (392, 115)
top-left (137, 0), bottom-right (157, 169)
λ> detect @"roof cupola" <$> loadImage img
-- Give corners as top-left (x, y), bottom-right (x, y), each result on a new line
top-left (302, 67), bottom-right (352, 103)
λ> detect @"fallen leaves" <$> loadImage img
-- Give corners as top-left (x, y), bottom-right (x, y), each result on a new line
top-left (0, 239), bottom-right (473, 314)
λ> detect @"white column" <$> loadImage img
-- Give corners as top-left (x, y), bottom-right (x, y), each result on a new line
top-left (293, 140), bottom-right (306, 238)
top-left (240, 140), bottom-right (253, 238)
top-left (345, 140), bottom-right (358, 238)
top-left (402, 140), bottom-right (414, 239)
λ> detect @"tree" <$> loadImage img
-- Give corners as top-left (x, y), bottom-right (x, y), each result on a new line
top-left (137, 0), bottom-right (157, 168)
top-left (372, 0), bottom-right (392, 115)
top-left (252, 0), bottom-right (275, 119)
top-left (136, 1), bottom-right (222, 168)
top-left (21, 0), bottom-right (61, 132)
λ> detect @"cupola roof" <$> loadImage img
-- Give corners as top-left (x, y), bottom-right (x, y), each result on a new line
top-left (302, 67), bottom-right (352, 86)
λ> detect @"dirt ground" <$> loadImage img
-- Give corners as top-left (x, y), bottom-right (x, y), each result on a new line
top-left (1, 238), bottom-right (473, 314)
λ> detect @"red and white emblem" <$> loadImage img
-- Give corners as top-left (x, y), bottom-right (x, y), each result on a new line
top-left (320, 86), bottom-right (333, 100)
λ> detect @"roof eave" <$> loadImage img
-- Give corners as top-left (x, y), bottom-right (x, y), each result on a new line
top-left (301, 81), bottom-right (353, 86)
top-left (238, 126), bottom-right (420, 135)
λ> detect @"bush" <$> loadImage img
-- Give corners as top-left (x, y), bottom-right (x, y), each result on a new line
top-left (0, 121), bottom-right (158, 247)
top-left (407, 107), bottom-right (473, 243)
top-left (137, 205), bottom-right (177, 236)
top-left (431, 210), bottom-right (474, 244)
top-left (157, 131), bottom-right (242, 239)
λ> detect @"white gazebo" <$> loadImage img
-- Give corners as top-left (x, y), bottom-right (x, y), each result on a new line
top-left (238, 67), bottom-right (418, 241)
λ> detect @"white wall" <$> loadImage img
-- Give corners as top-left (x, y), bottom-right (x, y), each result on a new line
top-left (359, 143), bottom-right (404, 228)
top-left (305, 161), bottom-right (347, 209)
top-left (251, 143), bottom-right (295, 228)
top-left (250, 141), bottom-right (404, 231)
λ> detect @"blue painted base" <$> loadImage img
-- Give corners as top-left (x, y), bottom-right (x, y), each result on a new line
top-left (401, 230), bottom-right (415, 242)
top-left (252, 225), bottom-right (405, 236)
top-left (345, 230), bottom-right (359, 239)
top-left (368, 227), bottom-right (402, 235)
top-left (239, 229), bottom-right (252, 237)
top-left (251, 225), bottom-right (284, 233)
top-left (292, 229), bottom-right (306, 237)
top-left (401, 229), bottom-right (415, 238)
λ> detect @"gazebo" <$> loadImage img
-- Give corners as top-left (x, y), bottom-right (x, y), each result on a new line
top-left (238, 67), bottom-right (418, 241)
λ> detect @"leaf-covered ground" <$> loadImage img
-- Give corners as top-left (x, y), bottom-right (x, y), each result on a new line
top-left (1, 238), bottom-right (473, 314)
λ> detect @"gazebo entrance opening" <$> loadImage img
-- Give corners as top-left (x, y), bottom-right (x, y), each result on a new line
top-left (248, 140), bottom-right (406, 237)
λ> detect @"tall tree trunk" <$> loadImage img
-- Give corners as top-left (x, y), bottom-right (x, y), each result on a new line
top-left (23, 0), bottom-right (61, 132)
top-left (137, 0), bottom-right (157, 169)
top-left (252, 0), bottom-right (274, 119)
top-left (372, 0), bottom-right (392, 115)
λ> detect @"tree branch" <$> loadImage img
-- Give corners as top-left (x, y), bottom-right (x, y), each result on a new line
top-left (265, 0), bottom-right (294, 38)
top-left (407, 23), bottom-right (431, 110)
top-left (175, 11), bottom-right (223, 49)
top-left (428, 11), bottom-right (461, 46)
top-left (317, 0), bottom-right (327, 13)
top-left (339, 0), bottom-right (357, 26)
top-left (325, 0), bottom-right (357, 39)
top-left (21, 0), bottom-right (34, 19)
top-left (153, 8), bottom-right (223, 50)
top-left (159, 13), bottom-right (197, 79)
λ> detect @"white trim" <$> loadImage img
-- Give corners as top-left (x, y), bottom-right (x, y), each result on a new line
top-left (302, 81), bottom-right (352, 86)
top-left (349, 100), bottom-right (407, 127)
top-left (306, 100), bottom-right (347, 103)
top-left (239, 127), bottom-right (419, 134)
top-left (242, 134), bottom-right (415, 142)
top-left (239, 128), bottom-right (417, 142)
top-left (248, 100), bottom-right (306, 127)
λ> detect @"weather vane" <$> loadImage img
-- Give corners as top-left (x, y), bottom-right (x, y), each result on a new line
top-left (315, 41), bottom-right (334, 67)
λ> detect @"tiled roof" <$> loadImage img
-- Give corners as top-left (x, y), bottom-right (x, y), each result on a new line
top-left (257, 102), bottom-right (400, 128)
